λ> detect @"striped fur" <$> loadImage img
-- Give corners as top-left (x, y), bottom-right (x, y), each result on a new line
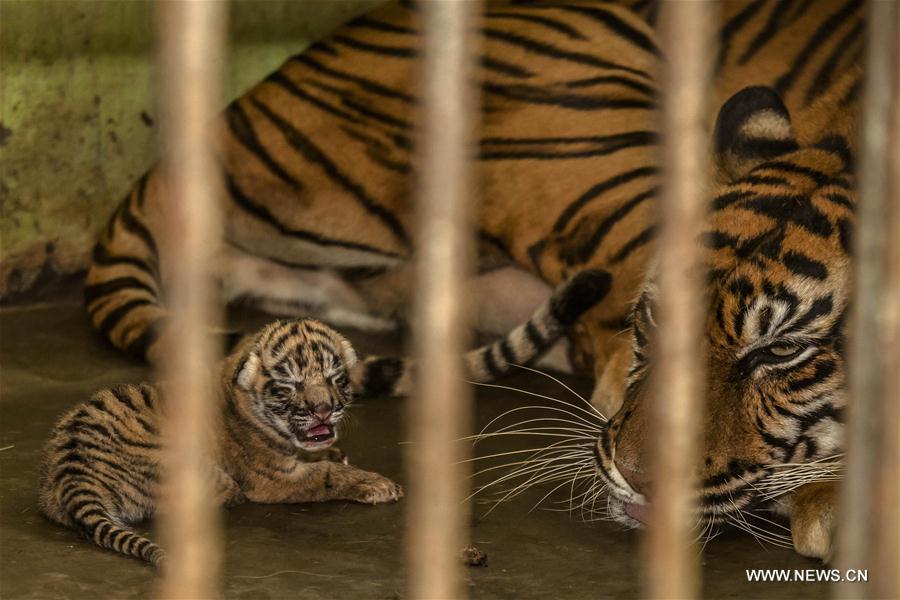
top-left (593, 69), bottom-right (861, 562)
top-left (84, 0), bottom-right (865, 560)
top-left (39, 319), bottom-right (402, 567)
top-left (84, 0), bottom-right (658, 370)
top-left (353, 268), bottom-right (611, 396)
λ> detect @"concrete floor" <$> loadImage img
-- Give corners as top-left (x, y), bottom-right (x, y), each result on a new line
top-left (0, 290), bottom-right (830, 598)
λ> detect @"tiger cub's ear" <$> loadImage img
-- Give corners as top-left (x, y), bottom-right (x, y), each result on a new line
top-left (234, 350), bottom-right (261, 392)
top-left (335, 334), bottom-right (358, 369)
top-left (713, 86), bottom-right (797, 181)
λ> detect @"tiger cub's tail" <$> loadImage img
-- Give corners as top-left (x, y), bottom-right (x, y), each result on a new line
top-left (352, 269), bottom-right (612, 397)
top-left (39, 383), bottom-right (167, 567)
top-left (64, 492), bottom-right (165, 567)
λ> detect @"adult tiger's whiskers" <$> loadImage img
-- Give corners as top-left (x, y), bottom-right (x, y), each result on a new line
top-left (465, 373), bottom-right (605, 521)
top-left (753, 454), bottom-right (844, 502)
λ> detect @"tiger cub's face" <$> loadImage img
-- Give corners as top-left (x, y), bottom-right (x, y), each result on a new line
top-left (595, 86), bottom-right (853, 527)
top-left (233, 319), bottom-right (358, 451)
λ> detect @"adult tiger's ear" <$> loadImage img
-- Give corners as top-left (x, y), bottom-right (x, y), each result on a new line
top-left (234, 349), bottom-right (261, 391)
top-left (713, 86), bottom-right (797, 181)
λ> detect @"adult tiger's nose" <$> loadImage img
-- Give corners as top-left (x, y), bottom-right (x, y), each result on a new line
top-left (615, 459), bottom-right (651, 496)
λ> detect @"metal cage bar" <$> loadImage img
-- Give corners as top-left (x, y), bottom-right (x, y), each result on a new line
top-left (645, 2), bottom-right (715, 598)
top-left (154, 1), bottom-right (228, 597)
top-left (836, 1), bottom-right (900, 598)
top-left (871, 47), bottom-right (900, 598)
top-left (406, 1), bottom-right (480, 598)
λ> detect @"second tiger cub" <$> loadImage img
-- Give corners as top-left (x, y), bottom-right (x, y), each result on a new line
top-left (39, 319), bottom-right (402, 567)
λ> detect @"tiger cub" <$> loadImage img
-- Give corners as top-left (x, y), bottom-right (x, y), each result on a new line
top-left (39, 267), bottom-right (610, 566)
top-left (38, 318), bottom-right (402, 567)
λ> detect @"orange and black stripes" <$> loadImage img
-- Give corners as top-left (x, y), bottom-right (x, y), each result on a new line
top-left (73, 0), bottom-right (868, 559)
top-left (594, 64), bottom-right (858, 534)
top-left (40, 319), bottom-right (404, 567)
top-left (40, 384), bottom-right (165, 566)
top-left (85, 1), bottom-right (661, 365)
top-left (354, 268), bottom-right (612, 396)
top-left (85, 172), bottom-right (164, 359)
top-left (85, 0), bottom-right (866, 449)
top-left (714, 0), bottom-right (864, 110)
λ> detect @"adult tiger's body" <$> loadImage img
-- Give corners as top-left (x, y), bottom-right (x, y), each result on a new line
top-left (85, 0), bottom-right (661, 367)
top-left (85, 0), bottom-right (864, 560)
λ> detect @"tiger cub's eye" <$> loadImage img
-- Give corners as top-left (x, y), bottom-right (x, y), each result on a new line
top-left (768, 344), bottom-right (801, 357)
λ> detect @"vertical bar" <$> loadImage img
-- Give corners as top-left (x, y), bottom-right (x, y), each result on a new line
top-left (155, 1), bottom-right (227, 597)
top-left (872, 60), bottom-right (900, 598)
top-left (837, 1), bottom-right (899, 597)
top-left (646, 2), bottom-right (714, 599)
top-left (872, 50), bottom-right (900, 598)
top-left (407, 1), bottom-right (480, 598)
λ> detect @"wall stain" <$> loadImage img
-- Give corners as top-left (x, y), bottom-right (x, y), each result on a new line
top-left (0, 121), bottom-right (12, 146)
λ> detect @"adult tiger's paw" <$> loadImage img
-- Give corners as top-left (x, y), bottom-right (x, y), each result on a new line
top-left (352, 474), bottom-right (404, 505)
top-left (788, 482), bottom-right (836, 562)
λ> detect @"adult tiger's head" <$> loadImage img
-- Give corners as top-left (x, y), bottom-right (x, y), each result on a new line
top-left (228, 318), bottom-right (358, 451)
top-left (595, 86), bottom-right (853, 535)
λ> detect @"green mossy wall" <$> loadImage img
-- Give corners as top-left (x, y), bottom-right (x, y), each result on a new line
top-left (0, 0), bottom-right (384, 299)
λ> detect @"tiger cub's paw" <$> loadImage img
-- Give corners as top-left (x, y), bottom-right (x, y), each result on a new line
top-left (325, 447), bottom-right (349, 465)
top-left (352, 474), bottom-right (404, 505)
top-left (789, 482), bottom-right (836, 562)
top-left (300, 446), bottom-right (349, 464)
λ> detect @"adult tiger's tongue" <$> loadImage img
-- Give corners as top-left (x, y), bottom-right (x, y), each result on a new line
top-left (305, 424), bottom-right (332, 442)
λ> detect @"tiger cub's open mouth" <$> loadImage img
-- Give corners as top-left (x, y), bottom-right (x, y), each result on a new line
top-left (301, 424), bottom-right (335, 446)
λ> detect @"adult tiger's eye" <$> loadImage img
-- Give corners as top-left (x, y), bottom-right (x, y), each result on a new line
top-left (768, 344), bottom-right (800, 357)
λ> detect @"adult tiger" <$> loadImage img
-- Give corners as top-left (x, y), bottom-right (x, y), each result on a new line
top-left (585, 0), bottom-right (862, 563)
top-left (85, 0), bottom-right (863, 560)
